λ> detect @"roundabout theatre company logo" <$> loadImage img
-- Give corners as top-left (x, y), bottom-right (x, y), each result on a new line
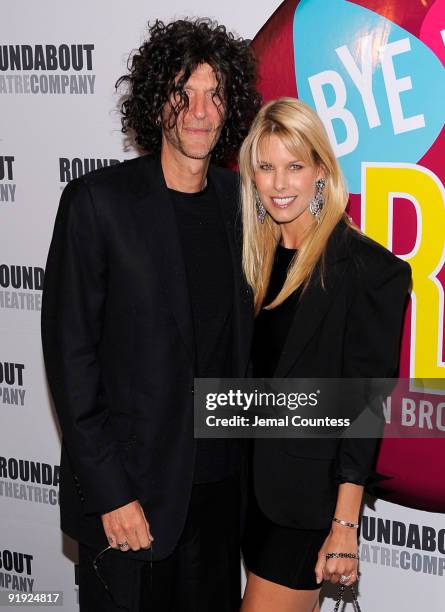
top-left (0, 44), bottom-right (96, 95)
top-left (0, 264), bottom-right (44, 311)
top-left (0, 155), bottom-right (15, 204)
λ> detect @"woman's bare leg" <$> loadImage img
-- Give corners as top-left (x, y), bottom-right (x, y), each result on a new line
top-left (241, 572), bottom-right (321, 612)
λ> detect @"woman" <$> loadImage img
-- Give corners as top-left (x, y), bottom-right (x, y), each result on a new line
top-left (239, 98), bottom-right (411, 612)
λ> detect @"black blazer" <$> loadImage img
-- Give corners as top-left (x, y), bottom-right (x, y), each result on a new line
top-left (253, 220), bottom-right (411, 529)
top-left (41, 154), bottom-right (253, 560)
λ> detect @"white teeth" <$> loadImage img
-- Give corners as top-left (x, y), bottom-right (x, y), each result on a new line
top-left (272, 197), bottom-right (295, 205)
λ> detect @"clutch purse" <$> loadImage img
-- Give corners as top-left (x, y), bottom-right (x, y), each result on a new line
top-left (333, 584), bottom-right (362, 612)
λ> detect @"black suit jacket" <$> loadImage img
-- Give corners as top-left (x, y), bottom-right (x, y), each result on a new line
top-left (41, 154), bottom-right (253, 560)
top-left (253, 220), bottom-right (411, 529)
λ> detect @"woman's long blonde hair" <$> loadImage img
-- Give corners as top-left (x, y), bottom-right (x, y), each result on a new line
top-left (239, 97), bottom-right (354, 314)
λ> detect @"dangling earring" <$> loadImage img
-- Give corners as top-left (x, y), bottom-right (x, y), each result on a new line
top-left (309, 178), bottom-right (326, 219)
top-left (254, 189), bottom-right (266, 223)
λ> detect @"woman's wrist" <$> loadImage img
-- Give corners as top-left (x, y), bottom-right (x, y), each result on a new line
top-left (330, 522), bottom-right (359, 538)
top-left (332, 517), bottom-right (359, 529)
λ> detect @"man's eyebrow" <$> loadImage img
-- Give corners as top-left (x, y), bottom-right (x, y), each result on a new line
top-left (181, 86), bottom-right (220, 92)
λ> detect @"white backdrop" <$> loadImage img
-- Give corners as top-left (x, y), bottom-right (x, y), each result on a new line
top-left (0, 1), bottom-right (443, 609)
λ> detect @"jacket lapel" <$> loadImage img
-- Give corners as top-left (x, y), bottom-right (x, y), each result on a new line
top-left (274, 220), bottom-right (352, 377)
top-left (209, 167), bottom-right (253, 377)
top-left (130, 155), bottom-right (195, 365)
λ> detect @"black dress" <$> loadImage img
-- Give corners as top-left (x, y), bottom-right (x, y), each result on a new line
top-left (243, 244), bottom-right (330, 590)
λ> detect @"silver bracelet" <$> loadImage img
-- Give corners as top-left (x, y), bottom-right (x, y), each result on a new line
top-left (332, 517), bottom-right (359, 529)
top-left (326, 552), bottom-right (359, 560)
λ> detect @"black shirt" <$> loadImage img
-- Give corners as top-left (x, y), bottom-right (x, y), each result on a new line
top-left (252, 244), bottom-right (301, 377)
top-left (169, 179), bottom-right (234, 483)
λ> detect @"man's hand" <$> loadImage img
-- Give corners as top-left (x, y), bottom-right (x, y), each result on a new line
top-left (101, 500), bottom-right (154, 552)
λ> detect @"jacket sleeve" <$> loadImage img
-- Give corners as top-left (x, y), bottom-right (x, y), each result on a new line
top-left (335, 256), bottom-right (412, 486)
top-left (41, 178), bottom-right (136, 516)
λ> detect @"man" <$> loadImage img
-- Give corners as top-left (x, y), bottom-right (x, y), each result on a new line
top-left (41, 18), bottom-right (261, 612)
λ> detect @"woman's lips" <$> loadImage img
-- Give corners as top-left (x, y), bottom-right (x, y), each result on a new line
top-left (271, 196), bottom-right (297, 208)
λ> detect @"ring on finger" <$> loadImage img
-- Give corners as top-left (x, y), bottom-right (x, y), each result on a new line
top-left (340, 574), bottom-right (352, 583)
top-left (117, 540), bottom-right (129, 549)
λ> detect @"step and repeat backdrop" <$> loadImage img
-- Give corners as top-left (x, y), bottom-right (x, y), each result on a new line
top-left (1, 0), bottom-right (444, 609)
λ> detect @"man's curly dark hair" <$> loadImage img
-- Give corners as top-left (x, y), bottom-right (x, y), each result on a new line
top-left (116, 18), bottom-right (262, 164)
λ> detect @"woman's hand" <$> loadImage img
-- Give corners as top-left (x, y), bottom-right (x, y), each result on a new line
top-left (314, 524), bottom-right (359, 587)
